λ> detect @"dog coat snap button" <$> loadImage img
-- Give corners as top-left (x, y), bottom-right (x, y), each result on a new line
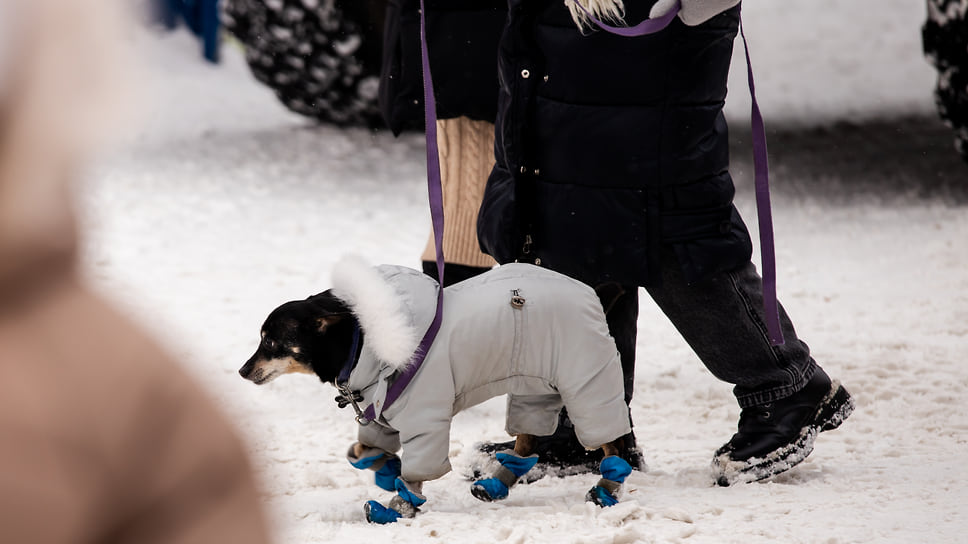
top-left (510, 290), bottom-right (526, 308)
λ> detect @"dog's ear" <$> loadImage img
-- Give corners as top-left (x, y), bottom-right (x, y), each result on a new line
top-left (308, 289), bottom-right (352, 314)
top-left (307, 290), bottom-right (353, 333)
top-left (316, 315), bottom-right (343, 332)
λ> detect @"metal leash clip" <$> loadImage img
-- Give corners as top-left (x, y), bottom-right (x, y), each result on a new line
top-left (335, 383), bottom-right (370, 425)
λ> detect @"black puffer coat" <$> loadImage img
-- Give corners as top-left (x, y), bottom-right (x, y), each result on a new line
top-left (477, 0), bottom-right (752, 287)
top-left (379, 0), bottom-right (507, 134)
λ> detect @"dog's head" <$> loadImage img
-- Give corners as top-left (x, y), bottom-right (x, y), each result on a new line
top-left (239, 290), bottom-right (357, 385)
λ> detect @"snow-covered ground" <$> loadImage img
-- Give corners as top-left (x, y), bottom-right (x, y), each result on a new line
top-left (78, 2), bottom-right (967, 543)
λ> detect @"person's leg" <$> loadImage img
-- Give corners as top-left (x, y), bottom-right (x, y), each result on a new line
top-left (422, 261), bottom-right (491, 287)
top-left (420, 116), bottom-right (496, 286)
top-left (594, 283), bottom-right (639, 406)
top-left (644, 247), bottom-right (853, 484)
top-left (644, 247), bottom-right (816, 407)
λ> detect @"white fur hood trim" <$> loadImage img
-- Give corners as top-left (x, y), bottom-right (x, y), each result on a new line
top-left (330, 255), bottom-right (420, 370)
top-left (566, 0), bottom-right (625, 30)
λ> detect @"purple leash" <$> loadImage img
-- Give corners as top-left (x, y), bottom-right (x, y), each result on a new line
top-left (738, 14), bottom-right (783, 345)
top-left (362, 0), bottom-right (445, 422)
top-left (577, 1), bottom-right (784, 345)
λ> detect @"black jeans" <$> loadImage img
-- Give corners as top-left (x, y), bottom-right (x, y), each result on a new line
top-left (602, 248), bottom-right (819, 410)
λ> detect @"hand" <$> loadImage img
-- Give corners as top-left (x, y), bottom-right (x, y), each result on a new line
top-left (650, 0), bottom-right (741, 26)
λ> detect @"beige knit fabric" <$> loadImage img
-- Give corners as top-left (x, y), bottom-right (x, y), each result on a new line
top-left (421, 116), bottom-right (497, 268)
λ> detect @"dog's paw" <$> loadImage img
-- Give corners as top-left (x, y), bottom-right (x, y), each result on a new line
top-left (364, 500), bottom-right (402, 524)
top-left (470, 478), bottom-right (509, 502)
top-left (585, 485), bottom-right (619, 507)
top-left (364, 486), bottom-right (423, 524)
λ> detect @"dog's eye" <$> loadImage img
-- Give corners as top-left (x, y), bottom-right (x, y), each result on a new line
top-left (263, 338), bottom-right (277, 350)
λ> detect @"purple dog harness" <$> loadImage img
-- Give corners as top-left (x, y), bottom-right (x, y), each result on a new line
top-left (356, 0), bottom-right (783, 425)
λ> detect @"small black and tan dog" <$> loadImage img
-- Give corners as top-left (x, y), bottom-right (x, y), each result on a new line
top-left (239, 291), bottom-right (355, 386)
top-left (239, 260), bottom-right (635, 523)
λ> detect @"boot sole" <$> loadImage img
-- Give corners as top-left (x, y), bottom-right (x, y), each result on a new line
top-left (470, 484), bottom-right (499, 502)
top-left (713, 380), bottom-right (855, 486)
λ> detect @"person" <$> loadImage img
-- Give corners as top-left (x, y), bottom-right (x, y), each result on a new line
top-left (0, 1), bottom-right (274, 540)
top-left (923, 0), bottom-right (968, 163)
top-left (378, 0), bottom-right (506, 285)
top-left (476, 0), bottom-right (855, 485)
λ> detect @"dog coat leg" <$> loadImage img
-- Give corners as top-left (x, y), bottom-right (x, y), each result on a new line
top-left (470, 451), bottom-right (539, 501)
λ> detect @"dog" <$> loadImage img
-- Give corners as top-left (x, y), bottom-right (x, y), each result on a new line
top-left (239, 257), bottom-right (634, 523)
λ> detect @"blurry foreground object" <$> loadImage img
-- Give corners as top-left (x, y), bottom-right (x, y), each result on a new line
top-left (923, 0), bottom-right (968, 163)
top-left (222, 0), bottom-right (385, 127)
top-left (0, 1), bottom-right (273, 542)
top-left (150, 0), bottom-right (222, 62)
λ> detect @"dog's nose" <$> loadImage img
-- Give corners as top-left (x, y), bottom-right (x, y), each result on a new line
top-left (239, 356), bottom-right (257, 379)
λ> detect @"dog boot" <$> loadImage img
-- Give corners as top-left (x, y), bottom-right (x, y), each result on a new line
top-left (586, 456), bottom-right (633, 507)
top-left (364, 478), bottom-right (426, 524)
top-left (347, 443), bottom-right (402, 491)
top-left (471, 451), bottom-right (539, 502)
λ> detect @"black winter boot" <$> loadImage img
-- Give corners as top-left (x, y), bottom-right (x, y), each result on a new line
top-left (712, 370), bottom-right (855, 486)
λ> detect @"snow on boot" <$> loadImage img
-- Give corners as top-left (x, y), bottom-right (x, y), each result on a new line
top-left (712, 371), bottom-right (855, 486)
top-left (586, 456), bottom-right (632, 507)
top-left (471, 451), bottom-right (539, 502)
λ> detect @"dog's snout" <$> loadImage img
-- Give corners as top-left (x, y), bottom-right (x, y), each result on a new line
top-left (238, 356), bottom-right (256, 379)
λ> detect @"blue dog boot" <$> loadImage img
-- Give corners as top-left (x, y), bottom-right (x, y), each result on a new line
top-left (471, 451), bottom-right (539, 502)
top-left (393, 478), bottom-right (427, 508)
top-left (471, 478), bottom-right (510, 502)
top-left (586, 455), bottom-right (633, 507)
top-left (364, 500), bottom-right (402, 524)
top-left (364, 478), bottom-right (425, 524)
top-left (346, 443), bottom-right (402, 492)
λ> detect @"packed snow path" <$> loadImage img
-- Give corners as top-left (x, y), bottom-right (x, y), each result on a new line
top-left (80, 4), bottom-right (966, 542)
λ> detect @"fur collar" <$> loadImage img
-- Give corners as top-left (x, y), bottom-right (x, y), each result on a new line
top-left (330, 255), bottom-right (420, 371)
top-left (566, 0), bottom-right (626, 31)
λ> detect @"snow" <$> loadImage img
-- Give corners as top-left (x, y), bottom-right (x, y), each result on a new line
top-left (77, 3), bottom-right (967, 543)
top-left (727, 0), bottom-right (937, 124)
